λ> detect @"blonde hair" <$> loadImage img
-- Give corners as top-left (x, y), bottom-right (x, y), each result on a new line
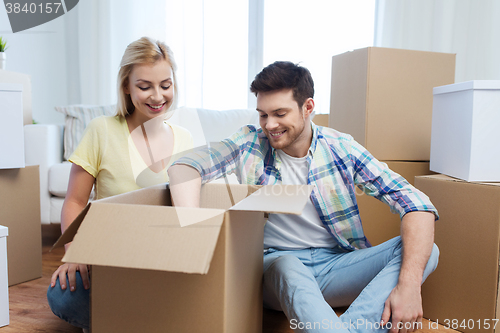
top-left (116, 37), bottom-right (178, 117)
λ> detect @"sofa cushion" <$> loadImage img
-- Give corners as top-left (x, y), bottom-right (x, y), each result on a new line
top-left (168, 107), bottom-right (259, 147)
top-left (50, 197), bottom-right (65, 223)
top-left (48, 162), bottom-right (72, 197)
top-left (55, 104), bottom-right (116, 160)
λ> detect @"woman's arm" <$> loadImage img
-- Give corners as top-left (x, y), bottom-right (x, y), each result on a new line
top-left (61, 164), bottom-right (95, 243)
top-left (50, 164), bottom-right (95, 291)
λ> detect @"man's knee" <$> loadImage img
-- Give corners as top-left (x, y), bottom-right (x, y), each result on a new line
top-left (265, 255), bottom-right (305, 277)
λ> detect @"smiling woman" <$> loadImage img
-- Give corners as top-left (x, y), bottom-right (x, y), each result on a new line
top-left (45, 36), bottom-right (194, 332)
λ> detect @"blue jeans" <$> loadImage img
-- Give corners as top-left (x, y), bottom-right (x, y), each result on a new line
top-left (263, 236), bottom-right (439, 333)
top-left (46, 272), bottom-right (89, 330)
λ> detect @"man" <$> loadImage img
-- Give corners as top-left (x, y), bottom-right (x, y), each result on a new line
top-left (168, 61), bottom-right (439, 333)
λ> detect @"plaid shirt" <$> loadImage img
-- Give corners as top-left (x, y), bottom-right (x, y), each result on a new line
top-left (173, 123), bottom-right (438, 251)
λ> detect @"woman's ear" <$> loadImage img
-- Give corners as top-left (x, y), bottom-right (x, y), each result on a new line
top-left (123, 80), bottom-right (130, 95)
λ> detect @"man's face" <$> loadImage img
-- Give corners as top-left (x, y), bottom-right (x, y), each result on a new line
top-left (256, 89), bottom-right (313, 157)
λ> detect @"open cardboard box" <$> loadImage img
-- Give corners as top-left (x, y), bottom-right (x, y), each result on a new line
top-left (54, 182), bottom-right (312, 333)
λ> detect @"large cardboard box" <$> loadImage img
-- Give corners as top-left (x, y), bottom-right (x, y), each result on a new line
top-left (359, 161), bottom-right (435, 246)
top-left (0, 166), bottom-right (42, 286)
top-left (56, 182), bottom-right (312, 333)
top-left (415, 175), bottom-right (500, 332)
top-left (430, 80), bottom-right (500, 182)
top-left (0, 226), bottom-right (8, 327)
top-left (329, 47), bottom-right (455, 161)
top-left (0, 83), bottom-right (24, 169)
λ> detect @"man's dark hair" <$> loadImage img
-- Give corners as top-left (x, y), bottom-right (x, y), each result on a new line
top-left (250, 61), bottom-right (314, 108)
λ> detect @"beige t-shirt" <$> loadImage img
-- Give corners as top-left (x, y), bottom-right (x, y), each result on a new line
top-left (69, 115), bottom-right (193, 199)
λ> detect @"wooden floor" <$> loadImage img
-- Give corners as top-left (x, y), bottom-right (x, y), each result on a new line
top-left (5, 226), bottom-right (456, 333)
top-left (5, 226), bottom-right (82, 333)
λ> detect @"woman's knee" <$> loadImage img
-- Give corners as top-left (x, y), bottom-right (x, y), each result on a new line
top-left (46, 274), bottom-right (90, 329)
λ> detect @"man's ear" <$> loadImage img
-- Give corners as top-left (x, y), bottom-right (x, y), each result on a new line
top-left (302, 98), bottom-right (315, 118)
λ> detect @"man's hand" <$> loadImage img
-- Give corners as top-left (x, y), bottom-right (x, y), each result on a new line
top-left (381, 211), bottom-right (435, 333)
top-left (381, 282), bottom-right (423, 333)
top-left (50, 262), bottom-right (90, 291)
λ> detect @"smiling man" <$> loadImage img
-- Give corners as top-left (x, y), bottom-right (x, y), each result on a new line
top-left (168, 61), bottom-right (439, 333)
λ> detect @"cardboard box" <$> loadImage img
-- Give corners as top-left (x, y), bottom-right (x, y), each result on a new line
top-left (0, 226), bottom-right (9, 327)
top-left (415, 175), bottom-right (500, 332)
top-left (0, 166), bottom-right (42, 286)
top-left (430, 80), bottom-right (500, 182)
top-left (312, 113), bottom-right (329, 127)
top-left (329, 47), bottom-right (455, 161)
top-left (359, 161), bottom-right (435, 246)
top-left (56, 183), bottom-right (312, 333)
top-left (0, 83), bottom-right (24, 169)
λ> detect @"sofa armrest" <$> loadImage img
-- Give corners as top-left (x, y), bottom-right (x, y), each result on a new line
top-left (24, 124), bottom-right (64, 224)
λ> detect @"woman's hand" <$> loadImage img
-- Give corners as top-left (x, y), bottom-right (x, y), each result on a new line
top-left (50, 262), bottom-right (90, 291)
top-left (50, 164), bottom-right (95, 292)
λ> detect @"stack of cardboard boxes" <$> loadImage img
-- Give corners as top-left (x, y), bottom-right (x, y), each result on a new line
top-left (416, 80), bottom-right (500, 333)
top-left (329, 47), bottom-right (500, 332)
top-left (329, 47), bottom-right (455, 245)
top-left (0, 71), bottom-right (42, 286)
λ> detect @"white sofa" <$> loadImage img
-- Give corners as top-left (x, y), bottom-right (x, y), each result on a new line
top-left (24, 107), bottom-right (260, 225)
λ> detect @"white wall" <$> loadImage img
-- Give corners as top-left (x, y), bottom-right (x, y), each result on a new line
top-left (0, 0), bottom-right (168, 125)
top-left (0, 5), bottom-right (68, 124)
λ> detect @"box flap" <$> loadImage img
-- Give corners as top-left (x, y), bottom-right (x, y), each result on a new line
top-left (51, 204), bottom-right (91, 250)
top-left (229, 185), bottom-right (313, 215)
top-left (63, 203), bottom-right (226, 274)
top-left (97, 183), bottom-right (170, 206)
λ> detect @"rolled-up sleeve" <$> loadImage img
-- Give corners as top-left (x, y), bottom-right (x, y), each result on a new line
top-left (349, 139), bottom-right (439, 221)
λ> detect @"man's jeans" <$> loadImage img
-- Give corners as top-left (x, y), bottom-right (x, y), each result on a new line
top-left (47, 272), bottom-right (89, 330)
top-left (263, 236), bottom-right (439, 333)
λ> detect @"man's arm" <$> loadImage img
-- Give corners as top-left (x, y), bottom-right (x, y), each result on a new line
top-left (381, 211), bottom-right (435, 333)
top-left (168, 164), bottom-right (202, 208)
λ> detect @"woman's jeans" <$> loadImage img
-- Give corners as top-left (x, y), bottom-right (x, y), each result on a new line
top-left (263, 236), bottom-right (439, 333)
top-left (47, 272), bottom-right (89, 330)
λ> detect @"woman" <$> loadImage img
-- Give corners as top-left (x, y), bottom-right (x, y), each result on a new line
top-left (47, 37), bottom-right (193, 332)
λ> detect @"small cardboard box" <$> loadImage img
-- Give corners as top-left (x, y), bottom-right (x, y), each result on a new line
top-left (0, 165), bottom-right (42, 286)
top-left (329, 47), bottom-right (455, 161)
top-left (0, 83), bottom-right (24, 169)
top-left (56, 182), bottom-right (312, 333)
top-left (359, 161), bottom-right (435, 246)
top-left (415, 175), bottom-right (500, 332)
top-left (430, 80), bottom-right (500, 182)
top-left (0, 226), bottom-right (9, 327)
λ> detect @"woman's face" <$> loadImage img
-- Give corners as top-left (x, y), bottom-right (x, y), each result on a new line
top-left (125, 59), bottom-right (174, 123)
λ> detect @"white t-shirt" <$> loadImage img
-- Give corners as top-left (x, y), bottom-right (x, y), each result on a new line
top-left (263, 149), bottom-right (337, 250)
